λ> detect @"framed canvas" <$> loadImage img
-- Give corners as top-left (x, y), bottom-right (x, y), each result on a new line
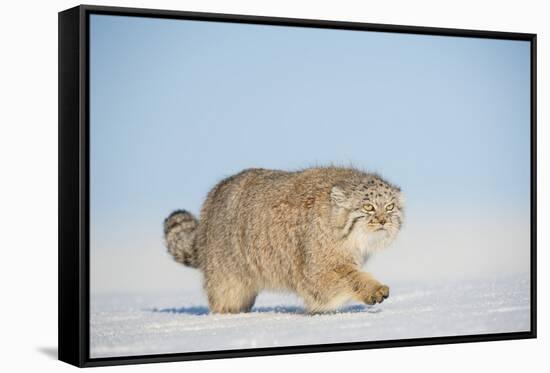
top-left (58, 4), bottom-right (537, 367)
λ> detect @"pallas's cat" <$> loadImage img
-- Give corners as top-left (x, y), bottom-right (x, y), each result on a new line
top-left (164, 167), bottom-right (404, 313)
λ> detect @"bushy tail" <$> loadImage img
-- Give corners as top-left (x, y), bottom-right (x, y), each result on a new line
top-left (163, 210), bottom-right (200, 268)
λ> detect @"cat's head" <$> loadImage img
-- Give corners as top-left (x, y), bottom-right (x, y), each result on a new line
top-left (330, 174), bottom-right (404, 244)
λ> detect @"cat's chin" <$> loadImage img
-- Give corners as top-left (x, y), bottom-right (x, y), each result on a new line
top-left (367, 227), bottom-right (389, 236)
top-left (347, 228), bottom-right (392, 264)
top-left (372, 227), bottom-right (389, 239)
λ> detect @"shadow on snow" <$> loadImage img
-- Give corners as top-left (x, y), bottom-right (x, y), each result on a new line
top-left (150, 304), bottom-right (381, 316)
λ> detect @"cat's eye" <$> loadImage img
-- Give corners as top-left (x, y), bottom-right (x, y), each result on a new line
top-left (363, 204), bottom-right (375, 212)
top-left (386, 203), bottom-right (395, 211)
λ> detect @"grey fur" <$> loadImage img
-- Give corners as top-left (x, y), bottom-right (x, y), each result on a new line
top-left (164, 167), bottom-right (404, 313)
top-left (164, 209), bottom-right (199, 268)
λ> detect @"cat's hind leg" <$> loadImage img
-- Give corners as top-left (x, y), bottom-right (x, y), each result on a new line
top-left (205, 276), bottom-right (258, 314)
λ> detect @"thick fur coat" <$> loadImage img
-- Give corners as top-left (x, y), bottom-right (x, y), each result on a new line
top-left (164, 167), bottom-right (404, 313)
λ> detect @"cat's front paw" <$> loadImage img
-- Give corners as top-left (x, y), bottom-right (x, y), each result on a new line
top-left (364, 284), bottom-right (389, 305)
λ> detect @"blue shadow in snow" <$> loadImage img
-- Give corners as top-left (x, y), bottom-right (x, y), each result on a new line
top-left (150, 303), bottom-right (381, 316)
top-left (151, 306), bottom-right (210, 315)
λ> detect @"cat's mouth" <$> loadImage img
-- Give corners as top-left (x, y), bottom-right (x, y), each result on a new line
top-left (368, 225), bottom-right (387, 232)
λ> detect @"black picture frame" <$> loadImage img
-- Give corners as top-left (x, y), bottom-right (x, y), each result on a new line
top-left (58, 4), bottom-right (537, 368)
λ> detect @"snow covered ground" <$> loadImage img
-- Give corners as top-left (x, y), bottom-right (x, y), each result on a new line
top-left (90, 275), bottom-right (530, 358)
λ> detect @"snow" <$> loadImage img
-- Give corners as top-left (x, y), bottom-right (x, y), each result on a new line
top-left (90, 275), bottom-right (530, 358)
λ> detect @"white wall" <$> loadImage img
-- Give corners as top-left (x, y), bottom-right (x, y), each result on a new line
top-left (0, 0), bottom-right (546, 372)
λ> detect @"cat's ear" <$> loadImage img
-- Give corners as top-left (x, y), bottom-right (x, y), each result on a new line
top-left (331, 185), bottom-right (348, 207)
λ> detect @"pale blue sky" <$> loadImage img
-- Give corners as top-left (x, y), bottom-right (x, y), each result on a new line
top-left (89, 15), bottom-right (531, 292)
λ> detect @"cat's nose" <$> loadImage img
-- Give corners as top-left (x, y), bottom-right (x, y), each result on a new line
top-left (379, 218), bottom-right (387, 225)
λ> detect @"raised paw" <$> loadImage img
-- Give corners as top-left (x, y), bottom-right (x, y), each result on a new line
top-left (364, 284), bottom-right (390, 305)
